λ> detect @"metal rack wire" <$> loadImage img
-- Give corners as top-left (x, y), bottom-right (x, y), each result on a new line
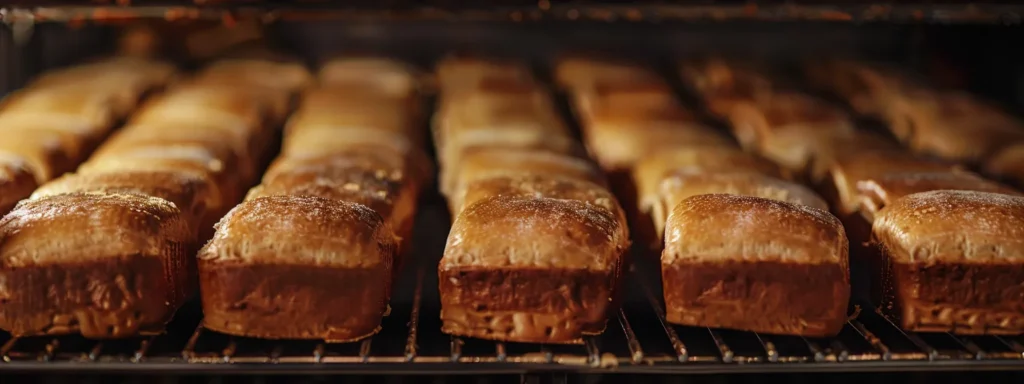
top-left (0, 208), bottom-right (1022, 374)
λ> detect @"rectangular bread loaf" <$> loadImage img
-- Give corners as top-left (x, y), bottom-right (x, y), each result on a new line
top-left (198, 57), bottom-right (423, 341)
top-left (198, 195), bottom-right (397, 341)
top-left (662, 194), bottom-right (850, 337)
top-left (0, 193), bottom-right (195, 338)
top-left (871, 190), bottom-right (1024, 334)
top-left (439, 175), bottom-right (630, 344)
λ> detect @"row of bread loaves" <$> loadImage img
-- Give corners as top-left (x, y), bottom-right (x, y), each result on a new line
top-left (0, 56), bottom-right (309, 339)
top-left (557, 56), bottom-right (849, 337)
top-left (197, 57), bottom-right (431, 342)
top-left (434, 56), bottom-right (630, 344)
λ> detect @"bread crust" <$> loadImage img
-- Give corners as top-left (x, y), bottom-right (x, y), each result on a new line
top-left (857, 171), bottom-right (1021, 221)
top-left (872, 190), bottom-right (1024, 334)
top-left (198, 195), bottom-right (397, 341)
top-left (440, 175), bottom-right (630, 343)
top-left (825, 151), bottom-right (957, 215)
top-left (0, 154), bottom-right (40, 215)
top-left (662, 194), bottom-right (849, 337)
top-left (0, 193), bottom-right (194, 338)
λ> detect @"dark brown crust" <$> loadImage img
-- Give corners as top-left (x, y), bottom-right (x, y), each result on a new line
top-left (200, 262), bottom-right (390, 342)
top-left (662, 260), bottom-right (848, 337)
top-left (0, 244), bottom-right (191, 338)
top-left (882, 262), bottom-right (1024, 335)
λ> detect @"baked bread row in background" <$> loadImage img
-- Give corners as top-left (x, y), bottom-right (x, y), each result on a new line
top-left (198, 58), bottom-right (431, 342)
top-left (554, 55), bottom-right (1024, 336)
top-left (0, 53), bottom-right (310, 338)
top-left (556, 58), bottom-right (849, 337)
top-left (432, 58), bottom-right (630, 344)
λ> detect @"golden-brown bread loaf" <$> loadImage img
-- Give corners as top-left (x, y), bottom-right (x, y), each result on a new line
top-left (573, 83), bottom-right (686, 130)
top-left (871, 190), bottom-right (1024, 334)
top-left (435, 56), bottom-right (535, 91)
top-left (0, 154), bottom-right (40, 215)
top-left (583, 119), bottom-right (735, 172)
top-left (632, 147), bottom-right (784, 214)
top-left (198, 195), bottom-right (398, 341)
top-left (288, 88), bottom-right (420, 139)
top-left (191, 59), bottom-right (312, 122)
top-left (726, 92), bottom-right (855, 175)
top-left (31, 171), bottom-right (218, 235)
top-left (651, 173), bottom-right (828, 240)
top-left (678, 58), bottom-right (774, 117)
top-left (806, 130), bottom-right (902, 184)
top-left (984, 142), bottom-right (1024, 189)
top-left (439, 174), bottom-right (630, 344)
top-left (803, 59), bottom-right (923, 118)
top-left (0, 192), bottom-right (194, 338)
top-left (823, 151), bottom-right (959, 216)
top-left (319, 57), bottom-right (422, 98)
top-left (0, 130), bottom-right (77, 183)
top-left (553, 56), bottom-right (661, 91)
top-left (662, 194), bottom-right (849, 337)
top-left (441, 148), bottom-right (606, 214)
top-left (881, 91), bottom-right (1024, 165)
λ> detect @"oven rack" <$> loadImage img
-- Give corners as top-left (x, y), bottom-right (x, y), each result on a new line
top-left (2, 2), bottom-right (1024, 24)
top-left (0, 208), bottom-right (1021, 375)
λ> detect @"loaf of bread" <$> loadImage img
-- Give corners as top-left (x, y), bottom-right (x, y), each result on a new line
top-left (725, 91), bottom-right (855, 176)
top-left (319, 56), bottom-right (422, 98)
top-left (662, 194), bottom-right (850, 337)
top-left (803, 59), bottom-right (922, 118)
top-left (198, 58), bottom-right (424, 341)
top-left (678, 57), bottom-right (774, 117)
top-left (440, 175), bottom-right (629, 343)
top-left (199, 196), bottom-right (397, 341)
top-left (822, 150), bottom-right (958, 216)
top-left (0, 192), bottom-right (194, 338)
top-left (882, 91), bottom-right (1024, 165)
top-left (984, 142), bottom-right (1024, 189)
top-left (806, 130), bottom-right (902, 184)
top-left (871, 190), bottom-right (1024, 334)
top-left (633, 147), bottom-right (784, 215)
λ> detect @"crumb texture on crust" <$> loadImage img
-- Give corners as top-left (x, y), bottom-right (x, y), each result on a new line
top-left (873, 190), bottom-right (1024, 264)
top-left (658, 172), bottom-right (829, 213)
top-left (199, 195), bottom-right (397, 268)
top-left (664, 194), bottom-right (847, 266)
top-left (0, 192), bottom-right (191, 267)
top-left (442, 176), bottom-right (629, 270)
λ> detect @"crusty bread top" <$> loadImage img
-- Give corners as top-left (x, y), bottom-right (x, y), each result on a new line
top-left (26, 57), bottom-right (176, 94)
top-left (441, 178), bottom-right (629, 271)
top-left (198, 195), bottom-right (396, 268)
top-left (435, 56), bottom-right (534, 91)
top-left (664, 194), bottom-right (847, 267)
top-left (32, 170), bottom-right (218, 221)
top-left (633, 147), bottom-right (782, 209)
top-left (0, 192), bottom-right (191, 268)
top-left (828, 150), bottom-right (957, 215)
top-left (678, 58), bottom-right (773, 100)
top-left (457, 174), bottom-right (625, 220)
top-left (0, 87), bottom-right (118, 130)
top-left (288, 88), bottom-right (418, 137)
top-left (872, 190), bottom-right (1024, 264)
top-left (807, 130), bottom-right (902, 183)
top-left (441, 148), bottom-right (604, 199)
top-left (857, 171), bottom-right (1020, 220)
